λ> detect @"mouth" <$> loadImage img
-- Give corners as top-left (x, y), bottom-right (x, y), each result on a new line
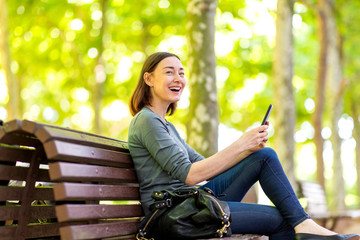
top-left (169, 87), bottom-right (181, 92)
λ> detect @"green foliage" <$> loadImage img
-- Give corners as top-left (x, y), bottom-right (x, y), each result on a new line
top-left (1, 1), bottom-right (360, 198)
top-left (1, 0), bottom-right (279, 139)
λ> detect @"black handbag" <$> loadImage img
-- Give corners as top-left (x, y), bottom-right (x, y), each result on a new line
top-left (136, 187), bottom-right (232, 240)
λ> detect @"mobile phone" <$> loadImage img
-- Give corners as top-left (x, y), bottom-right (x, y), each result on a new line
top-left (261, 104), bottom-right (273, 125)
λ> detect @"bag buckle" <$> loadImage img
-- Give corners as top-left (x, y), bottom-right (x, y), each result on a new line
top-left (165, 198), bottom-right (172, 207)
top-left (136, 233), bottom-right (154, 240)
top-left (154, 198), bottom-right (172, 209)
top-left (217, 221), bottom-right (231, 238)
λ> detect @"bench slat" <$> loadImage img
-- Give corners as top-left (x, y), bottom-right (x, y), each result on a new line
top-left (59, 221), bottom-right (139, 240)
top-left (2, 119), bottom-right (23, 133)
top-left (49, 162), bottom-right (137, 182)
top-left (0, 164), bottom-right (50, 182)
top-left (44, 140), bottom-right (133, 167)
top-left (0, 223), bottom-right (59, 239)
top-left (36, 125), bottom-right (129, 151)
top-left (55, 204), bottom-right (143, 222)
top-left (0, 145), bottom-right (36, 164)
top-left (53, 183), bottom-right (140, 201)
top-left (25, 223), bottom-right (60, 238)
top-left (0, 133), bottom-right (40, 149)
top-left (0, 206), bottom-right (57, 221)
top-left (0, 226), bottom-right (15, 240)
top-left (0, 186), bottom-right (54, 201)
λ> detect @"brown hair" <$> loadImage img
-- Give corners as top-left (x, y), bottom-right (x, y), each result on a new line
top-left (129, 52), bottom-right (181, 116)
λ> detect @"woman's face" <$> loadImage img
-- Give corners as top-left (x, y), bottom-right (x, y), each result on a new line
top-left (145, 56), bottom-right (186, 107)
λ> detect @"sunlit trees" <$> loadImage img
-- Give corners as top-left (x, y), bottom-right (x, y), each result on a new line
top-left (1, 0), bottom-right (360, 209)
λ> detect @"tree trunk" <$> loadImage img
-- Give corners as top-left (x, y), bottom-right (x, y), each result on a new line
top-left (313, 5), bottom-right (327, 190)
top-left (93, 0), bottom-right (107, 134)
top-left (320, 0), bottom-right (346, 211)
top-left (0, 0), bottom-right (20, 120)
top-left (350, 99), bottom-right (360, 206)
top-left (301, 0), bottom-right (346, 210)
top-left (186, 0), bottom-right (218, 157)
top-left (273, 0), bottom-right (296, 185)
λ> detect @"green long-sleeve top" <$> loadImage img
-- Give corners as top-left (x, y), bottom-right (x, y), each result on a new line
top-left (128, 107), bottom-right (204, 214)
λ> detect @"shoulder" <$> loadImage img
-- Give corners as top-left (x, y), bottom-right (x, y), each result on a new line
top-left (130, 107), bottom-right (163, 127)
top-left (129, 108), bottom-right (169, 139)
top-left (165, 121), bottom-right (177, 133)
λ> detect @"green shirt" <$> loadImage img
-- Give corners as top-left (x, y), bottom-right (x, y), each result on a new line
top-left (128, 107), bottom-right (204, 214)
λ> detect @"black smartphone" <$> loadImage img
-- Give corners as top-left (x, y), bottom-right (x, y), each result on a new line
top-left (261, 104), bottom-right (273, 125)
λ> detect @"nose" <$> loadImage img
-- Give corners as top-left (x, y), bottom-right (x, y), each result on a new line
top-left (174, 73), bottom-right (182, 82)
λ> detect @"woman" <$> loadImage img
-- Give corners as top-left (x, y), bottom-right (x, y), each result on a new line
top-left (128, 52), bottom-right (359, 240)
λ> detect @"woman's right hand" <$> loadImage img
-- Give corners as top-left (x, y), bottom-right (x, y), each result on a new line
top-left (186, 123), bottom-right (269, 186)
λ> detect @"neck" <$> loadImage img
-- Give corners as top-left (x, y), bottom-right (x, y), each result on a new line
top-left (146, 104), bottom-right (168, 122)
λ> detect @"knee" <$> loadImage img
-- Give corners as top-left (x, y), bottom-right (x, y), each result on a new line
top-left (257, 147), bottom-right (278, 159)
top-left (253, 147), bottom-right (281, 165)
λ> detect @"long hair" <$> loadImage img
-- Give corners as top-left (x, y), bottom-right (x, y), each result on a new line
top-left (129, 52), bottom-right (180, 116)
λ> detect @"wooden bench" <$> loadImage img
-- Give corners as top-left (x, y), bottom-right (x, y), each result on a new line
top-left (0, 119), bottom-right (267, 240)
top-left (297, 181), bottom-right (360, 230)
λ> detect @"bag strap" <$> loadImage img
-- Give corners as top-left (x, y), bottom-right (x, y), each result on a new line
top-left (137, 193), bottom-right (175, 240)
top-left (136, 207), bottom-right (168, 240)
top-left (136, 188), bottom-right (196, 240)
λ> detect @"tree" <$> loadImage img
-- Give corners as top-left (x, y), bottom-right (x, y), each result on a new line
top-left (92, 0), bottom-right (107, 134)
top-left (186, 0), bottom-right (218, 157)
top-left (273, 0), bottom-right (296, 185)
top-left (350, 93), bottom-right (360, 204)
top-left (321, 0), bottom-right (346, 211)
top-left (341, 0), bottom-right (360, 206)
top-left (299, 0), bottom-right (346, 210)
top-left (0, 0), bottom-right (20, 119)
top-left (298, 0), bottom-right (328, 191)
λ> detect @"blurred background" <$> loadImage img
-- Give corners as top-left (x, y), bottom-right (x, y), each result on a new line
top-left (1, 0), bottom-right (360, 221)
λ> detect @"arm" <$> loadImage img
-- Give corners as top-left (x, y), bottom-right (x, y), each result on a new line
top-left (130, 109), bottom-right (195, 183)
top-left (185, 124), bottom-right (269, 186)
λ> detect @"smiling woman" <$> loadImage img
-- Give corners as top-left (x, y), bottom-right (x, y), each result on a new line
top-left (126, 52), bottom-right (360, 240)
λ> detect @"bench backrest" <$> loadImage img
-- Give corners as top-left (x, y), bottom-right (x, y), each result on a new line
top-left (0, 119), bottom-right (143, 240)
top-left (297, 181), bottom-right (330, 218)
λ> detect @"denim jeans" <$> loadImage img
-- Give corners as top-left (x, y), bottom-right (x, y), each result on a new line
top-left (200, 147), bottom-right (310, 240)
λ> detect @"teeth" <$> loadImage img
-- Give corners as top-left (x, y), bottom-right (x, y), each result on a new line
top-left (170, 87), bottom-right (180, 91)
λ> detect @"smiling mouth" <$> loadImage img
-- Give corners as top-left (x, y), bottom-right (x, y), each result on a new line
top-left (169, 87), bottom-right (181, 92)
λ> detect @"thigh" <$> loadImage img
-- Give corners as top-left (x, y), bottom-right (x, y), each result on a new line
top-left (227, 202), bottom-right (294, 239)
top-left (200, 149), bottom-right (265, 201)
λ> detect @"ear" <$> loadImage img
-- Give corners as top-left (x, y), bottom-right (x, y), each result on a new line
top-left (144, 72), bottom-right (153, 87)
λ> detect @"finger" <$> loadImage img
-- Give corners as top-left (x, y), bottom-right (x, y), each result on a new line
top-left (259, 130), bottom-right (268, 138)
top-left (259, 125), bottom-right (268, 132)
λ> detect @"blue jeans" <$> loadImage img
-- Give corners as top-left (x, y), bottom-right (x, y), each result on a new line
top-left (200, 147), bottom-right (310, 240)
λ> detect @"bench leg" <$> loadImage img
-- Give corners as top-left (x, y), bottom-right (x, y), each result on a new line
top-left (15, 146), bottom-right (44, 239)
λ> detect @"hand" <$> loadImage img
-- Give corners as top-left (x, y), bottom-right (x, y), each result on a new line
top-left (238, 123), bottom-right (269, 153)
